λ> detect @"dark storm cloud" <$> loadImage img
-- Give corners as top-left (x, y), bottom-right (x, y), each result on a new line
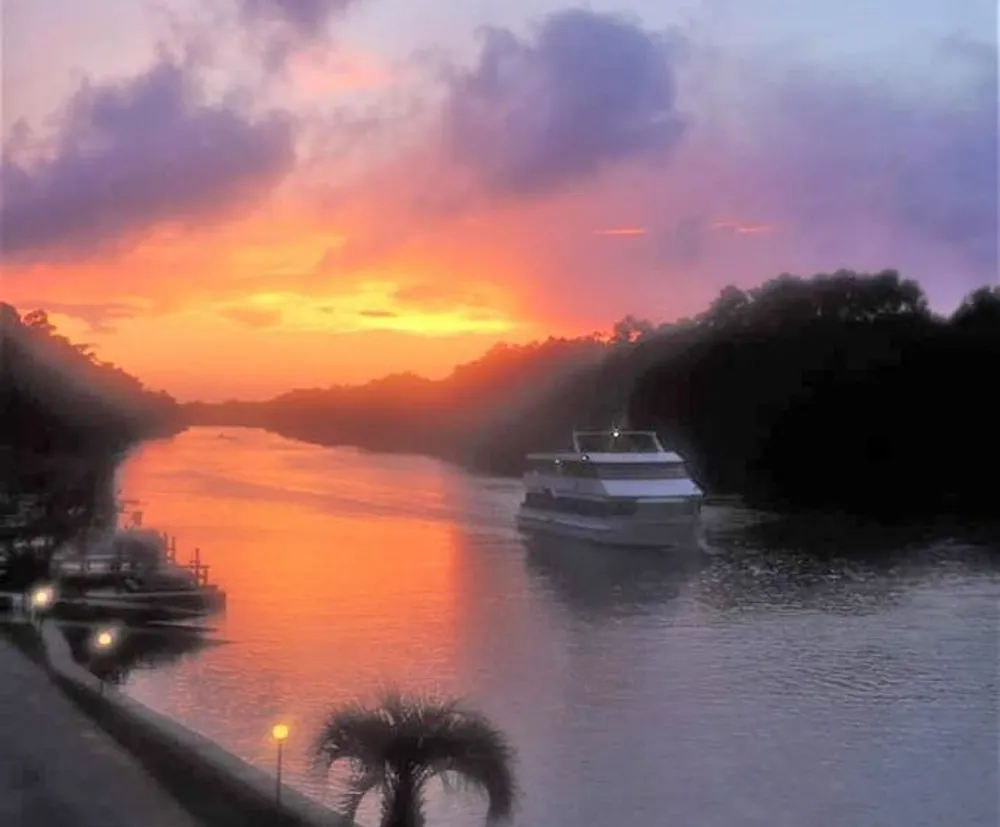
top-left (0, 59), bottom-right (295, 261)
top-left (444, 9), bottom-right (685, 197)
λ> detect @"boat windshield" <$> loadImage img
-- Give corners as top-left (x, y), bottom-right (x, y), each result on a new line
top-left (573, 431), bottom-right (663, 453)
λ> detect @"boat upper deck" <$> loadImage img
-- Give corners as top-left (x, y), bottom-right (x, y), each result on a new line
top-left (574, 430), bottom-right (664, 453)
top-left (527, 430), bottom-right (684, 465)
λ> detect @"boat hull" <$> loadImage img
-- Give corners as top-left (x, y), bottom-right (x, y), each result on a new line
top-left (516, 504), bottom-right (702, 549)
top-left (52, 587), bottom-right (226, 625)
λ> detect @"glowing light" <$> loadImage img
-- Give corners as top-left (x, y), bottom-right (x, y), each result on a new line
top-left (95, 629), bottom-right (115, 650)
top-left (595, 228), bottom-right (647, 237)
top-left (271, 723), bottom-right (289, 742)
top-left (30, 585), bottom-right (54, 610)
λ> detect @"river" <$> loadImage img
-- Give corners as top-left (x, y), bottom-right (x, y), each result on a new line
top-left (115, 427), bottom-right (999, 827)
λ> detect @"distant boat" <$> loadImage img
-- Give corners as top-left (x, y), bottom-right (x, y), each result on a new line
top-left (516, 429), bottom-right (704, 548)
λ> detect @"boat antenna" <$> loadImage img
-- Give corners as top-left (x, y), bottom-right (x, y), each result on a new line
top-left (612, 411), bottom-right (631, 430)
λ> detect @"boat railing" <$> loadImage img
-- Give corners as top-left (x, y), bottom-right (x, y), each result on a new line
top-left (53, 531), bottom-right (215, 590)
top-left (571, 429), bottom-right (666, 454)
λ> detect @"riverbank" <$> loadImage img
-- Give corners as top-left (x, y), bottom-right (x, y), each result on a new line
top-left (1, 619), bottom-right (348, 827)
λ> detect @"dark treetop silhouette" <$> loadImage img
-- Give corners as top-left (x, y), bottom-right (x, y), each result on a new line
top-left (313, 693), bottom-right (516, 827)
top-left (1, 304), bottom-right (182, 586)
top-left (186, 272), bottom-right (1000, 520)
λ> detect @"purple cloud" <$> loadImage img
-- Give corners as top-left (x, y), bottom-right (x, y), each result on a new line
top-left (240, 0), bottom-right (358, 35)
top-left (753, 40), bottom-right (997, 281)
top-left (1, 59), bottom-right (295, 261)
top-left (445, 9), bottom-right (685, 197)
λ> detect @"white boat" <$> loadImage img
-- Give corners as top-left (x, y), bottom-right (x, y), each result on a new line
top-left (516, 429), bottom-right (704, 548)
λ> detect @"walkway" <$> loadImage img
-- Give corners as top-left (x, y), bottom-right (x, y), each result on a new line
top-left (0, 630), bottom-right (201, 827)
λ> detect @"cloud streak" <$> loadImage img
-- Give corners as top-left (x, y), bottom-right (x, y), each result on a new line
top-left (15, 301), bottom-right (143, 334)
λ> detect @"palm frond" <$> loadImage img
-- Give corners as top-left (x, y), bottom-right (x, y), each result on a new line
top-left (313, 691), bottom-right (517, 826)
top-left (340, 764), bottom-right (387, 821)
top-left (313, 698), bottom-right (399, 770)
top-left (417, 706), bottom-right (516, 823)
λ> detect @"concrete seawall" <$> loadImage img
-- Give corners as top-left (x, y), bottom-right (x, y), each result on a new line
top-left (1, 631), bottom-right (201, 827)
top-left (37, 622), bottom-right (349, 827)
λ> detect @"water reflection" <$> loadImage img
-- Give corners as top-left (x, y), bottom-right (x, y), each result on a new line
top-left (735, 509), bottom-right (1000, 556)
top-left (522, 533), bottom-right (705, 620)
top-left (696, 516), bottom-right (1000, 616)
top-left (111, 428), bottom-right (1000, 827)
top-left (60, 622), bottom-right (219, 686)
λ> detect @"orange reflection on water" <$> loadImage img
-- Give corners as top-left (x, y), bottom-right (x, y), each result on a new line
top-left (117, 428), bottom-right (465, 771)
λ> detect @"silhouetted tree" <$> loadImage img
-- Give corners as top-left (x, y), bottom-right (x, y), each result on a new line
top-left (631, 272), bottom-right (999, 517)
top-left (178, 272), bottom-right (999, 519)
top-left (1, 304), bottom-right (182, 586)
top-left (611, 315), bottom-right (655, 345)
top-left (951, 285), bottom-right (1000, 333)
top-left (314, 693), bottom-right (515, 827)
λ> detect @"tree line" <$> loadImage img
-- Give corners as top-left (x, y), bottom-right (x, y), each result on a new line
top-left (186, 271), bottom-right (1000, 519)
top-left (1, 304), bottom-right (183, 586)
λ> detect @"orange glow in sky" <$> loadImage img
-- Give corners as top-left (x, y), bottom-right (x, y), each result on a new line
top-left (4, 205), bottom-right (551, 400)
top-left (4, 1), bottom-right (988, 401)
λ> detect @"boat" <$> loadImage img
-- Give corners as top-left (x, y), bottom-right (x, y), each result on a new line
top-left (516, 428), bottom-right (704, 548)
top-left (49, 528), bottom-right (226, 623)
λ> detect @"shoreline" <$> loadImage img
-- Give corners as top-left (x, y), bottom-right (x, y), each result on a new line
top-left (181, 422), bottom-right (1000, 522)
top-left (0, 626), bottom-right (200, 827)
top-left (1, 618), bottom-right (348, 827)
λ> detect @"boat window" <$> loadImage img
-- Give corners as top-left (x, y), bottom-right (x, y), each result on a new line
top-left (595, 462), bottom-right (689, 480)
top-left (522, 493), bottom-right (638, 516)
top-left (563, 461), bottom-right (599, 478)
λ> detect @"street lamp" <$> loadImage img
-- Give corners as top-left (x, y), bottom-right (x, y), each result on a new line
top-left (28, 584), bottom-right (55, 624)
top-left (271, 723), bottom-right (289, 804)
top-left (94, 628), bottom-right (116, 651)
top-left (90, 626), bottom-right (118, 696)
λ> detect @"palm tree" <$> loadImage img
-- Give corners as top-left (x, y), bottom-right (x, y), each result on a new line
top-left (313, 692), bottom-right (516, 827)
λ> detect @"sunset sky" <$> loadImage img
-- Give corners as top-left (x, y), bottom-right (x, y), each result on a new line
top-left (2, 0), bottom-right (997, 400)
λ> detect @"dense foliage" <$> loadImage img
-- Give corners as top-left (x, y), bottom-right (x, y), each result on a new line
top-left (313, 693), bottom-right (515, 827)
top-left (1, 304), bottom-right (182, 584)
top-left (629, 274), bottom-right (1000, 517)
top-left (186, 272), bottom-right (1000, 519)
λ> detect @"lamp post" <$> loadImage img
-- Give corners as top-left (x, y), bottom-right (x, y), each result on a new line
top-left (91, 626), bottom-right (118, 696)
top-left (28, 584), bottom-right (54, 625)
top-left (271, 723), bottom-right (289, 804)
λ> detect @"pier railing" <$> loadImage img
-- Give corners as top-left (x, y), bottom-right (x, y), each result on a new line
top-left (161, 534), bottom-right (211, 588)
top-left (53, 532), bottom-right (215, 590)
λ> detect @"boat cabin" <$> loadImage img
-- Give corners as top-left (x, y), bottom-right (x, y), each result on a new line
top-left (571, 430), bottom-right (665, 454)
top-left (525, 430), bottom-right (691, 481)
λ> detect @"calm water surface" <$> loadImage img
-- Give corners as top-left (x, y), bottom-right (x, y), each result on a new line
top-left (117, 427), bottom-right (999, 827)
